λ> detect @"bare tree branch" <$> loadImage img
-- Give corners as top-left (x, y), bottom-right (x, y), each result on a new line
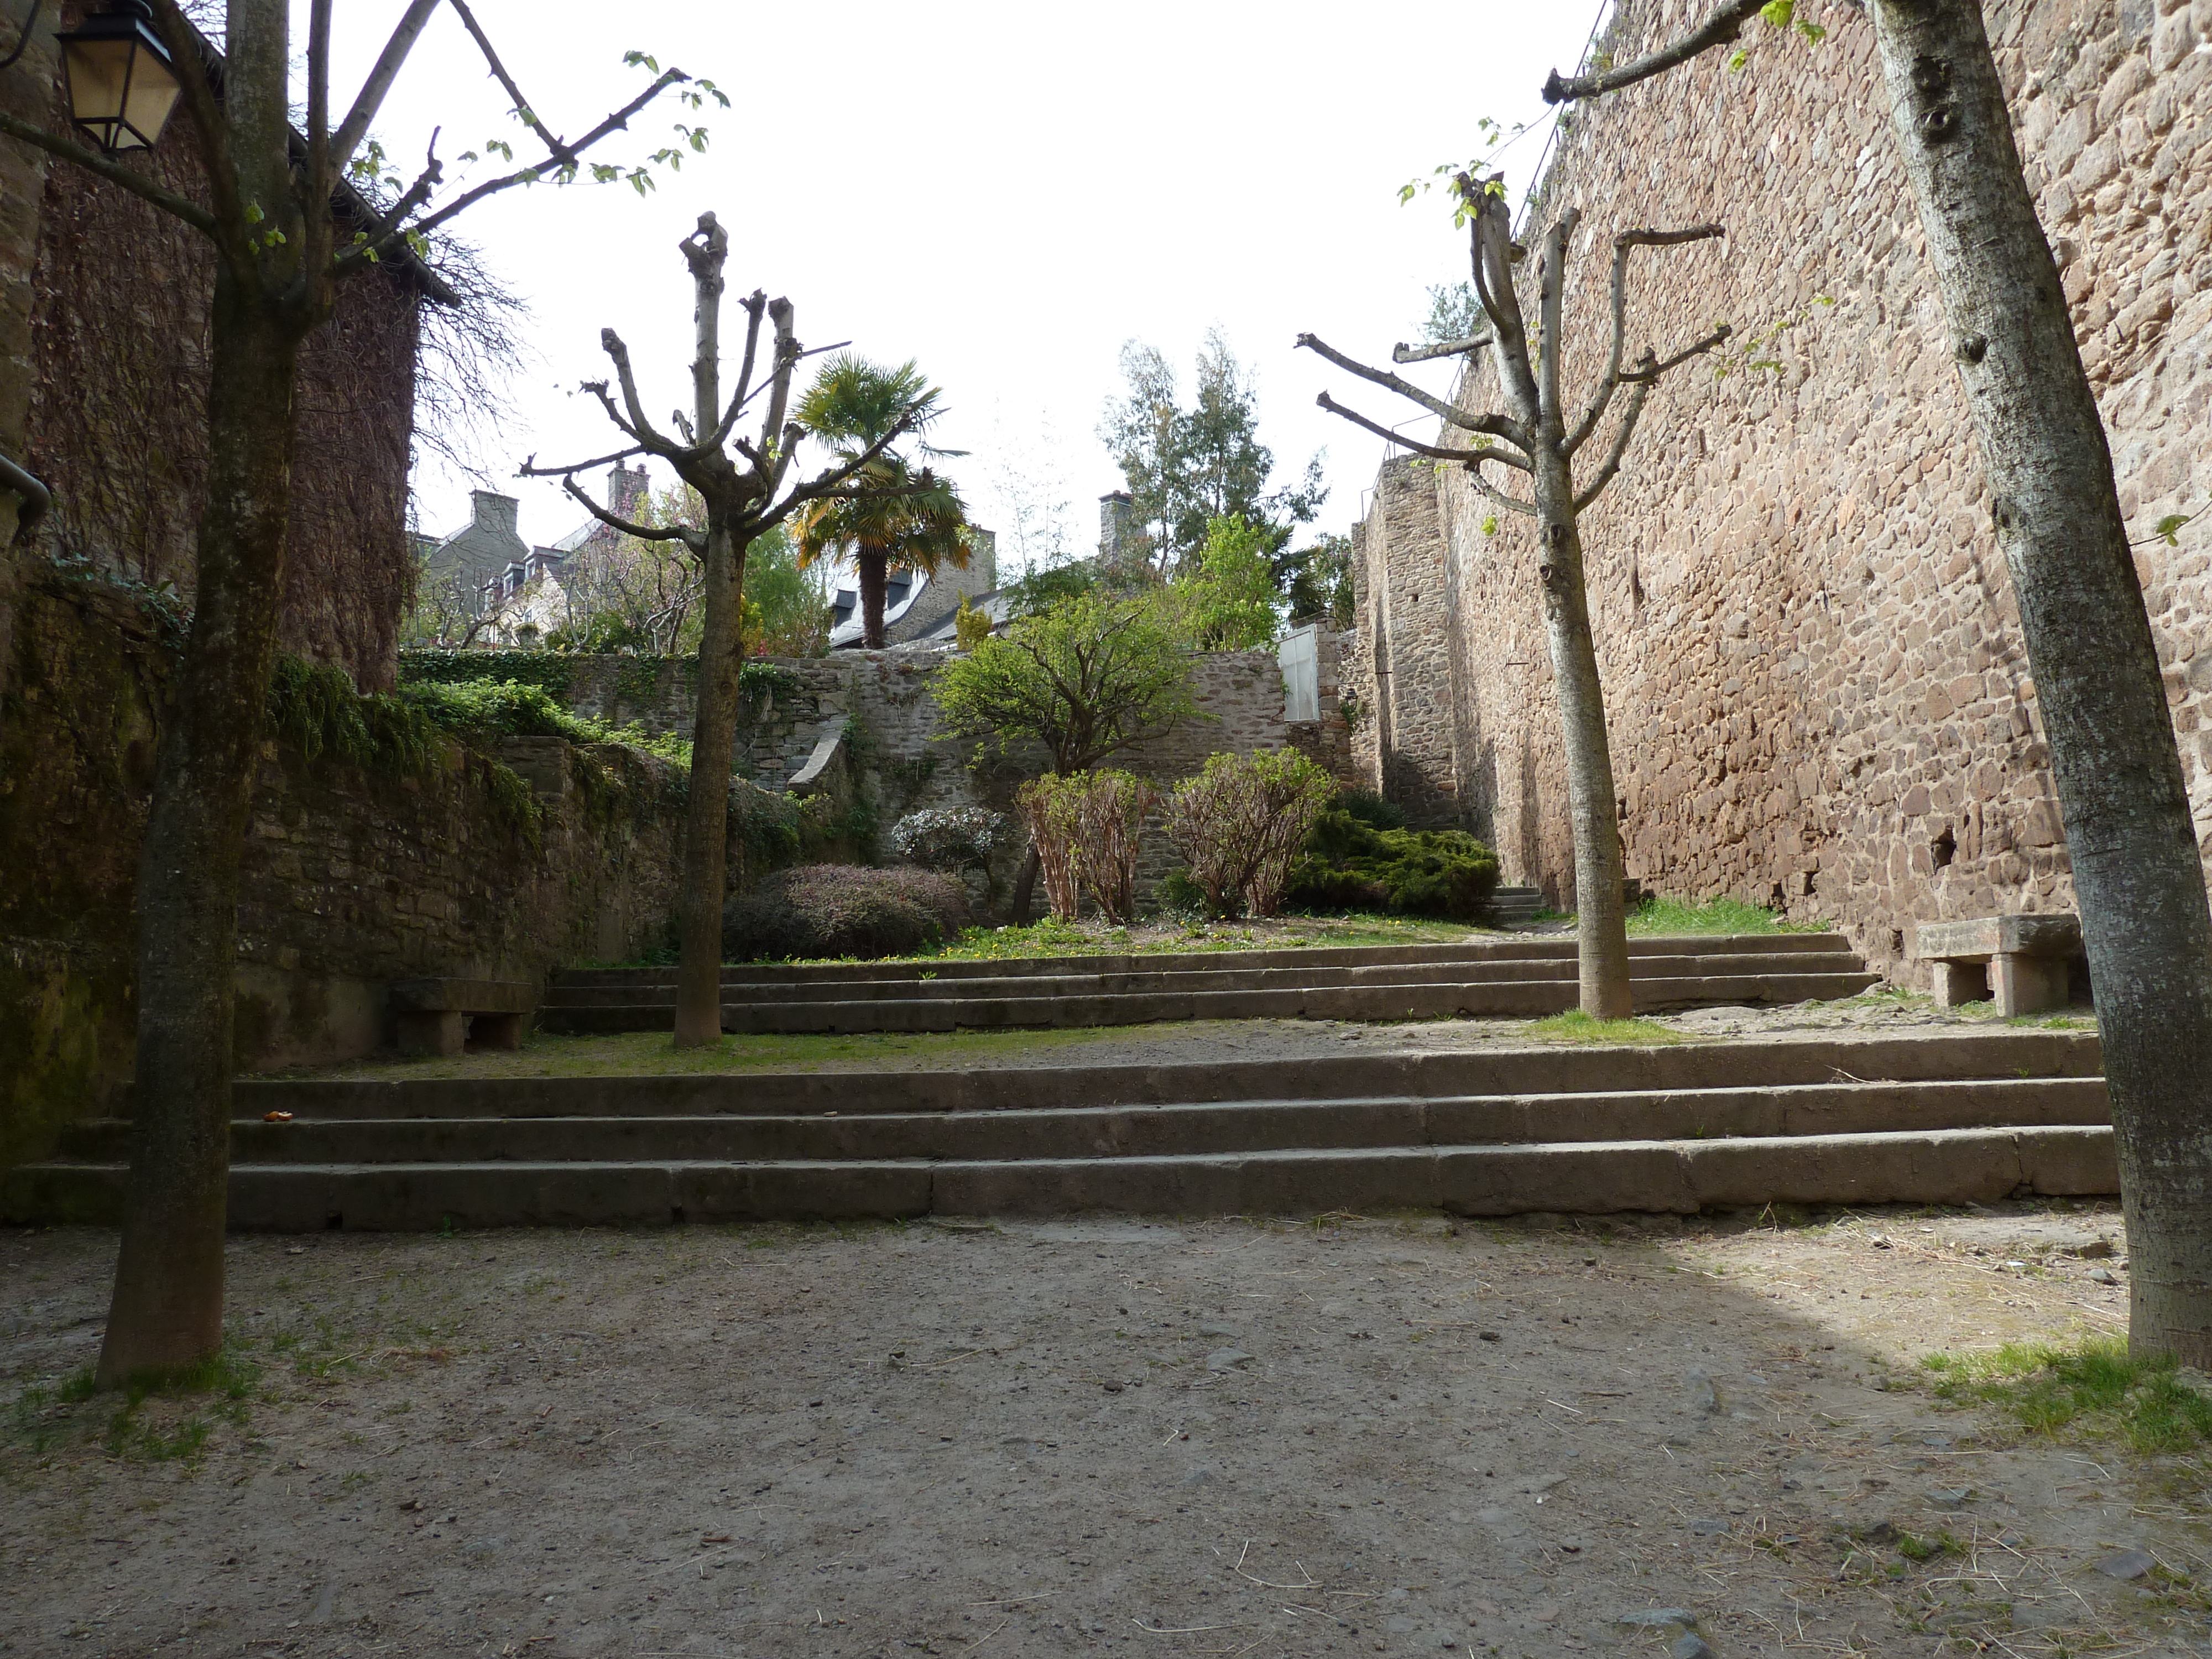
top-left (1566, 223), bottom-right (1725, 456)
top-left (1467, 458), bottom-right (1541, 519)
top-left (0, 110), bottom-right (217, 233)
top-left (599, 330), bottom-right (680, 453)
top-left (555, 472), bottom-right (704, 554)
top-left (519, 443), bottom-right (647, 478)
top-left (1312, 391), bottom-right (1531, 473)
top-left (755, 413), bottom-right (928, 533)
top-left (446, 0), bottom-right (575, 168)
top-left (1298, 332), bottom-right (1531, 449)
top-left (328, 0), bottom-right (442, 179)
top-left (1620, 322), bottom-right (1733, 381)
top-left (337, 66), bottom-right (688, 272)
top-left (1393, 335), bottom-right (1491, 364)
top-left (1573, 375), bottom-right (1656, 513)
top-left (1542, 0), bottom-right (1768, 102)
top-left (143, 0), bottom-right (247, 257)
top-left (1536, 210), bottom-right (1580, 426)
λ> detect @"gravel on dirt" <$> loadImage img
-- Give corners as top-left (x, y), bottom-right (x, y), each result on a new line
top-left (6, 1198), bottom-right (2208, 1658)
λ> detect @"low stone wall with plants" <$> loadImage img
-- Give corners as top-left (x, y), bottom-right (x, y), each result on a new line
top-left (1, 574), bottom-right (839, 1173)
top-left (395, 645), bottom-right (1326, 912)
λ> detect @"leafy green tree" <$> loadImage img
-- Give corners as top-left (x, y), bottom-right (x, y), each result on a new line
top-left (1176, 517), bottom-right (1282, 651)
top-left (1097, 330), bottom-right (1325, 576)
top-left (793, 356), bottom-right (969, 649)
top-left (934, 590), bottom-right (1198, 775)
top-left (1421, 282), bottom-right (1483, 346)
top-left (741, 525), bottom-right (833, 656)
top-left (1281, 531), bottom-right (1354, 629)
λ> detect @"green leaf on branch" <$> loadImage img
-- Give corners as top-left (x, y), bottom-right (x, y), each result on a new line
top-left (624, 50), bottom-right (659, 71)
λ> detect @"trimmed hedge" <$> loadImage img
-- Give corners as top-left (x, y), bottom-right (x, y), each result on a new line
top-left (1283, 795), bottom-right (1501, 920)
top-left (722, 864), bottom-right (968, 962)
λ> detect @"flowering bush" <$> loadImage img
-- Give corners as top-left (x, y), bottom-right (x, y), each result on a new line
top-left (1165, 749), bottom-right (1336, 919)
top-left (722, 864), bottom-right (968, 961)
top-left (888, 806), bottom-right (1015, 873)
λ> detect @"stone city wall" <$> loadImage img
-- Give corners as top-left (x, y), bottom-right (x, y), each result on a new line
top-left (1344, 0), bottom-right (2212, 982)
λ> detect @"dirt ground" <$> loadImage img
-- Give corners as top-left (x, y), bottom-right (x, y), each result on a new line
top-left (6, 1200), bottom-right (2206, 1659)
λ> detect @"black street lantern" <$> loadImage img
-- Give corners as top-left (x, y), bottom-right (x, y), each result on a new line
top-left (57, 0), bottom-right (181, 155)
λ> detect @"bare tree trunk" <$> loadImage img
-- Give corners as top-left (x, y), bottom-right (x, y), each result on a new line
top-left (98, 279), bottom-right (299, 1383)
top-left (1533, 458), bottom-right (1632, 1019)
top-left (858, 550), bottom-right (889, 650)
top-left (1871, 0), bottom-right (2212, 1362)
top-left (672, 512), bottom-right (739, 1048)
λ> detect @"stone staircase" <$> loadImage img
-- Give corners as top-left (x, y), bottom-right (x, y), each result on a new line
top-left (1484, 884), bottom-right (1547, 925)
top-left (538, 933), bottom-right (1880, 1036)
top-left (2, 1031), bottom-right (2113, 1230)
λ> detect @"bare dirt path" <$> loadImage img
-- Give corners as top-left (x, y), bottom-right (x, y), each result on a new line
top-left (4, 1202), bottom-right (2203, 1659)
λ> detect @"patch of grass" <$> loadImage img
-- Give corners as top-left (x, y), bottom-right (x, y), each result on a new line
top-left (1626, 894), bottom-right (1823, 936)
top-left (8, 1349), bottom-right (259, 1467)
top-left (1527, 1010), bottom-right (1686, 1046)
top-left (292, 1021), bottom-right (1186, 1081)
top-left (1922, 1337), bottom-right (2212, 1453)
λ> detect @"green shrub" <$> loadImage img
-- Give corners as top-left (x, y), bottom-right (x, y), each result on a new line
top-left (1338, 788), bottom-right (1405, 832)
top-left (722, 864), bottom-right (968, 962)
top-left (1283, 791), bottom-right (1500, 920)
top-left (1165, 749), bottom-right (1337, 919)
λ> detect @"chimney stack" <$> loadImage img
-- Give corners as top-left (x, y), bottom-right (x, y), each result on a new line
top-left (1099, 491), bottom-right (1135, 568)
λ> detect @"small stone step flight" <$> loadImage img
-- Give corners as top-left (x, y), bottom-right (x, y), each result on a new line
top-left (540, 933), bottom-right (1881, 1037)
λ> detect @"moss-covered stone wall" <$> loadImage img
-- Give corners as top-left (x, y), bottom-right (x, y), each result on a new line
top-left (2, 572), bottom-right (692, 1173)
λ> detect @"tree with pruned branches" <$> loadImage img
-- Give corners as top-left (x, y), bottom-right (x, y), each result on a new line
top-left (524, 212), bottom-right (933, 1048)
top-left (1300, 181), bottom-right (1728, 1018)
top-left (0, 0), bottom-right (718, 1386)
top-left (1545, 0), bottom-right (2212, 1365)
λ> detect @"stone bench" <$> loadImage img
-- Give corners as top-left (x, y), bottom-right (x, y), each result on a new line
top-left (390, 978), bottom-right (536, 1057)
top-left (1913, 914), bottom-right (2083, 1017)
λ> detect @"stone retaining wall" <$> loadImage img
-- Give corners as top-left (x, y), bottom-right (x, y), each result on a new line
top-left (1343, 0), bottom-right (2211, 978)
top-left (2, 576), bottom-right (691, 1172)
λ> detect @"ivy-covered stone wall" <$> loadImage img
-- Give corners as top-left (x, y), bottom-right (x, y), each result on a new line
top-left (1, 575), bottom-right (697, 1174)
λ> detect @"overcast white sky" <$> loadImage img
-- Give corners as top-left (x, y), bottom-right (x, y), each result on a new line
top-left (330, 2), bottom-right (1608, 575)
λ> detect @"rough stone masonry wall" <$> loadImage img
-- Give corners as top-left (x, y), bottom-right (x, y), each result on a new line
top-left (537, 644), bottom-right (1321, 902)
top-left (1347, 0), bottom-right (2212, 979)
top-left (2, 576), bottom-right (688, 1174)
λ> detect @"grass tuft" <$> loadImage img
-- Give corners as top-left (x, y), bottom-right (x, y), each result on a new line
top-left (1626, 894), bottom-right (1824, 936)
top-left (1922, 1337), bottom-right (2212, 1453)
top-left (1527, 1010), bottom-right (1686, 1046)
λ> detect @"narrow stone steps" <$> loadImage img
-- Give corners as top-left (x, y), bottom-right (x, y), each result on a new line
top-left (50, 1078), bottom-right (2110, 1167)
top-left (546, 972), bottom-right (1880, 1035)
top-left (547, 930), bottom-right (1854, 991)
top-left (0, 1031), bottom-right (2111, 1230)
top-left (540, 933), bottom-right (1879, 1035)
top-left (5, 1128), bottom-right (2116, 1231)
top-left (225, 1029), bottom-right (2106, 1119)
top-left (545, 950), bottom-right (1866, 1009)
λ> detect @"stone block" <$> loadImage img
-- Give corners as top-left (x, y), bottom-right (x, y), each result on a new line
top-left (1932, 959), bottom-right (1990, 1009)
top-left (396, 1009), bottom-right (465, 1057)
top-left (1992, 953), bottom-right (2069, 1017)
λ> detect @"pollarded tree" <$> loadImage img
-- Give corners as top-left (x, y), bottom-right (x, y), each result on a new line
top-left (524, 214), bottom-right (930, 1048)
top-left (791, 356), bottom-right (971, 651)
top-left (1546, 0), bottom-right (2212, 1364)
top-left (1299, 185), bottom-right (1729, 1019)
top-left (0, 0), bottom-right (717, 1385)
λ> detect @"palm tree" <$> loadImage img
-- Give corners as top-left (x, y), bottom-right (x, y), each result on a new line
top-left (794, 357), bottom-right (972, 649)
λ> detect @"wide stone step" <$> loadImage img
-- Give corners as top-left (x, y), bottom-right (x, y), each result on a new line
top-left (224, 1030), bottom-right (2104, 1120)
top-left (545, 931), bottom-right (1859, 992)
top-left (544, 971), bottom-right (1882, 1035)
top-left (4, 1126), bottom-right (2116, 1230)
top-left (542, 950), bottom-right (1871, 1010)
top-left (53, 1078), bottom-right (2110, 1167)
